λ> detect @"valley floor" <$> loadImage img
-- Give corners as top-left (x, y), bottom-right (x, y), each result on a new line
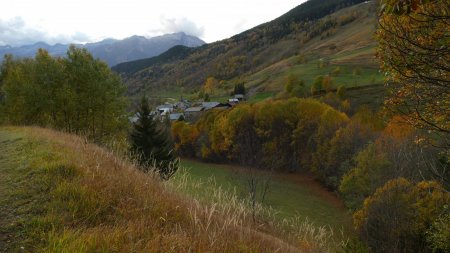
top-left (177, 159), bottom-right (353, 232)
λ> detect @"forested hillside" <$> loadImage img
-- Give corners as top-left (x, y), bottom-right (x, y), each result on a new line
top-left (113, 0), bottom-right (376, 97)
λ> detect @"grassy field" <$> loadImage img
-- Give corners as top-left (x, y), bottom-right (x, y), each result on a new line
top-left (343, 84), bottom-right (387, 111)
top-left (245, 55), bottom-right (382, 92)
top-left (177, 159), bottom-right (353, 233)
top-left (0, 127), bottom-right (343, 252)
top-left (247, 91), bottom-right (276, 103)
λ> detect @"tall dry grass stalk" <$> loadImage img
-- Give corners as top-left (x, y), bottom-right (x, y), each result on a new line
top-left (166, 168), bottom-right (341, 253)
top-left (19, 127), bottom-right (340, 252)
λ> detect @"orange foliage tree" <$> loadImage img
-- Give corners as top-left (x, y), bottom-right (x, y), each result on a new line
top-left (170, 98), bottom-right (353, 172)
top-left (171, 121), bottom-right (199, 157)
top-left (377, 0), bottom-right (450, 144)
top-left (353, 178), bottom-right (449, 253)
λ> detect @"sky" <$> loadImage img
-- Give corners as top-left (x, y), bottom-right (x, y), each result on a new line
top-left (0, 0), bottom-right (306, 46)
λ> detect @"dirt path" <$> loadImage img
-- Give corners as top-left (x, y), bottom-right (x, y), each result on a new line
top-left (0, 130), bottom-right (26, 252)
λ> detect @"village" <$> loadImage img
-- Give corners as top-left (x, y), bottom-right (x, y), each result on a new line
top-left (130, 93), bottom-right (246, 123)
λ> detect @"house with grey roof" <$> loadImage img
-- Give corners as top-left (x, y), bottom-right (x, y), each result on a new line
top-left (184, 106), bottom-right (205, 122)
top-left (185, 106), bottom-right (204, 113)
top-left (201, 102), bottom-right (221, 110)
top-left (156, 104), bottom-right (174, 116)
top-left (169, 113), bottom-right (184, 121)
top-left (234, 94), bottom-right (245, 101)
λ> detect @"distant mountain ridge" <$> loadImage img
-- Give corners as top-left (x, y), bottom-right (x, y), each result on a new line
top-left (0, 32), bottom-right (205, 66)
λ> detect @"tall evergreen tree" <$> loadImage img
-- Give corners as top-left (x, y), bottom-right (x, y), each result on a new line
top-left (129, 96), bottom-right (178, 179)
top-left (233, 82), bottom-right (246, 95)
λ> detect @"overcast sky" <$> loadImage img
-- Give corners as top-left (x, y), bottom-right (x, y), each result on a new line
top-left (0, 0), bottom-right (306, 46)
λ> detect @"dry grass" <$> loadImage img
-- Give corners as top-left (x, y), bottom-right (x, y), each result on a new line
top-left (2, 126), bottom-right (340, 252)
top-left (168, 169), bottom-right (341, 252)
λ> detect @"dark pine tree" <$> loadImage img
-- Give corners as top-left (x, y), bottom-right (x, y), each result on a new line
top-left (233, 83), bottom-right (246, 95)
top-left (129, 96), bottom-right (178, 179)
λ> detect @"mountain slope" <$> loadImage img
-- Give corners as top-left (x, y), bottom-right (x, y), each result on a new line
top-left (0, 32), bottom-right (205, 66)
top-left (113, 0), bottom-right (377, 97)
top-left (243, 1), bottom-right (380, 94)
top-left (112, 45), bottom-right (198, 75)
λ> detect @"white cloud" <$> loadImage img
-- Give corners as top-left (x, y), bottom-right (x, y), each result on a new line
top-left (233, 19), bottom-right (249, 34)
top-left (0, 1), bottom-right (305, 45)
top-left (0, 17), bottom-right (91, 46)
top-left (0, 17), bottom-right (45, 46)
top-left (156, 17), bottom-right (205, 38)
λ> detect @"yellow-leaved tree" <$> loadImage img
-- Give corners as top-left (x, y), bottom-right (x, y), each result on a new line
top-left (353, 178), bottom-right (449, 253)
top-left (377, 0), bottom-right (449, 145)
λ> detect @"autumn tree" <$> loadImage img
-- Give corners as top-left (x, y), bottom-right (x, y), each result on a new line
top-left (285, 74), bottom-right (298, 93)
top-left (285, 80), bottom-right (294, 94)
top-left (284, 74), bottom-right (307, 97)
top-left (63, 46), bottom-right (128, 140)
top-left (339, 143), bottom-right (391, 209)
top-left (0, 47), bottom-right (128, 141)
top-left (336, 85), bottom-right (346, 99)
top-left (172, 98), bottom-right (349, 172)
top-left (203, 76), bottom-right (218, 96)
top-left (331, 66), bottom-right (341, 76)
top-left (377, 0), bottom-right (450, 143)
top-left (310, 107), bottom-right (350, 187)
top-left (311, 75), bottom-right (323, 95)
top-left (340, 115), bottom-right (448, 210)
top-left (353, 178), bottom-right (450, 253)
top-left (294, 81), bottom-right (306, 97)
top-left (379, 116), bottom-right (450, 190)
top-left (171, 121), bottom-right (199, 157)
top-left (322, 75), bottom-right (334, 92)
top-left (320, 92), bottom-right (342, 111)
top-left (314, 117), bottom-right (377, 191)
top-left (34, 49), bottom-right (68, 127)
top-left (1, 56), bottom-right (44, 124)
top-left (426, 205), bottom-right (450, 252)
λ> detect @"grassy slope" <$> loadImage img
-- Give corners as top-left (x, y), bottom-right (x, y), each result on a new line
top-left (0, 127), bottom-right (342, 252)
top-left (118, 1), bottom-right (382, 106)
top-left (243, 1), bottom-right (382, 101)
top-left (178, 160), bottom-right (353, 232)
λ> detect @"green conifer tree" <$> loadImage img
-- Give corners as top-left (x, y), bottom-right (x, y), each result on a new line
top-left (233, 83), bottom-right (246, 95)
top-left (129, 96), bottom-right (178, 179)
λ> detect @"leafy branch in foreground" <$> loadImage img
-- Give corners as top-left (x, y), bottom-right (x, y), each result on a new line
top-left (377, 0), bottom-right (449, 144)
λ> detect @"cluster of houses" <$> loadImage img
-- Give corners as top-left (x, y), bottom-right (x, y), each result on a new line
top-left (131, 94), bottom-right (246, 123)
